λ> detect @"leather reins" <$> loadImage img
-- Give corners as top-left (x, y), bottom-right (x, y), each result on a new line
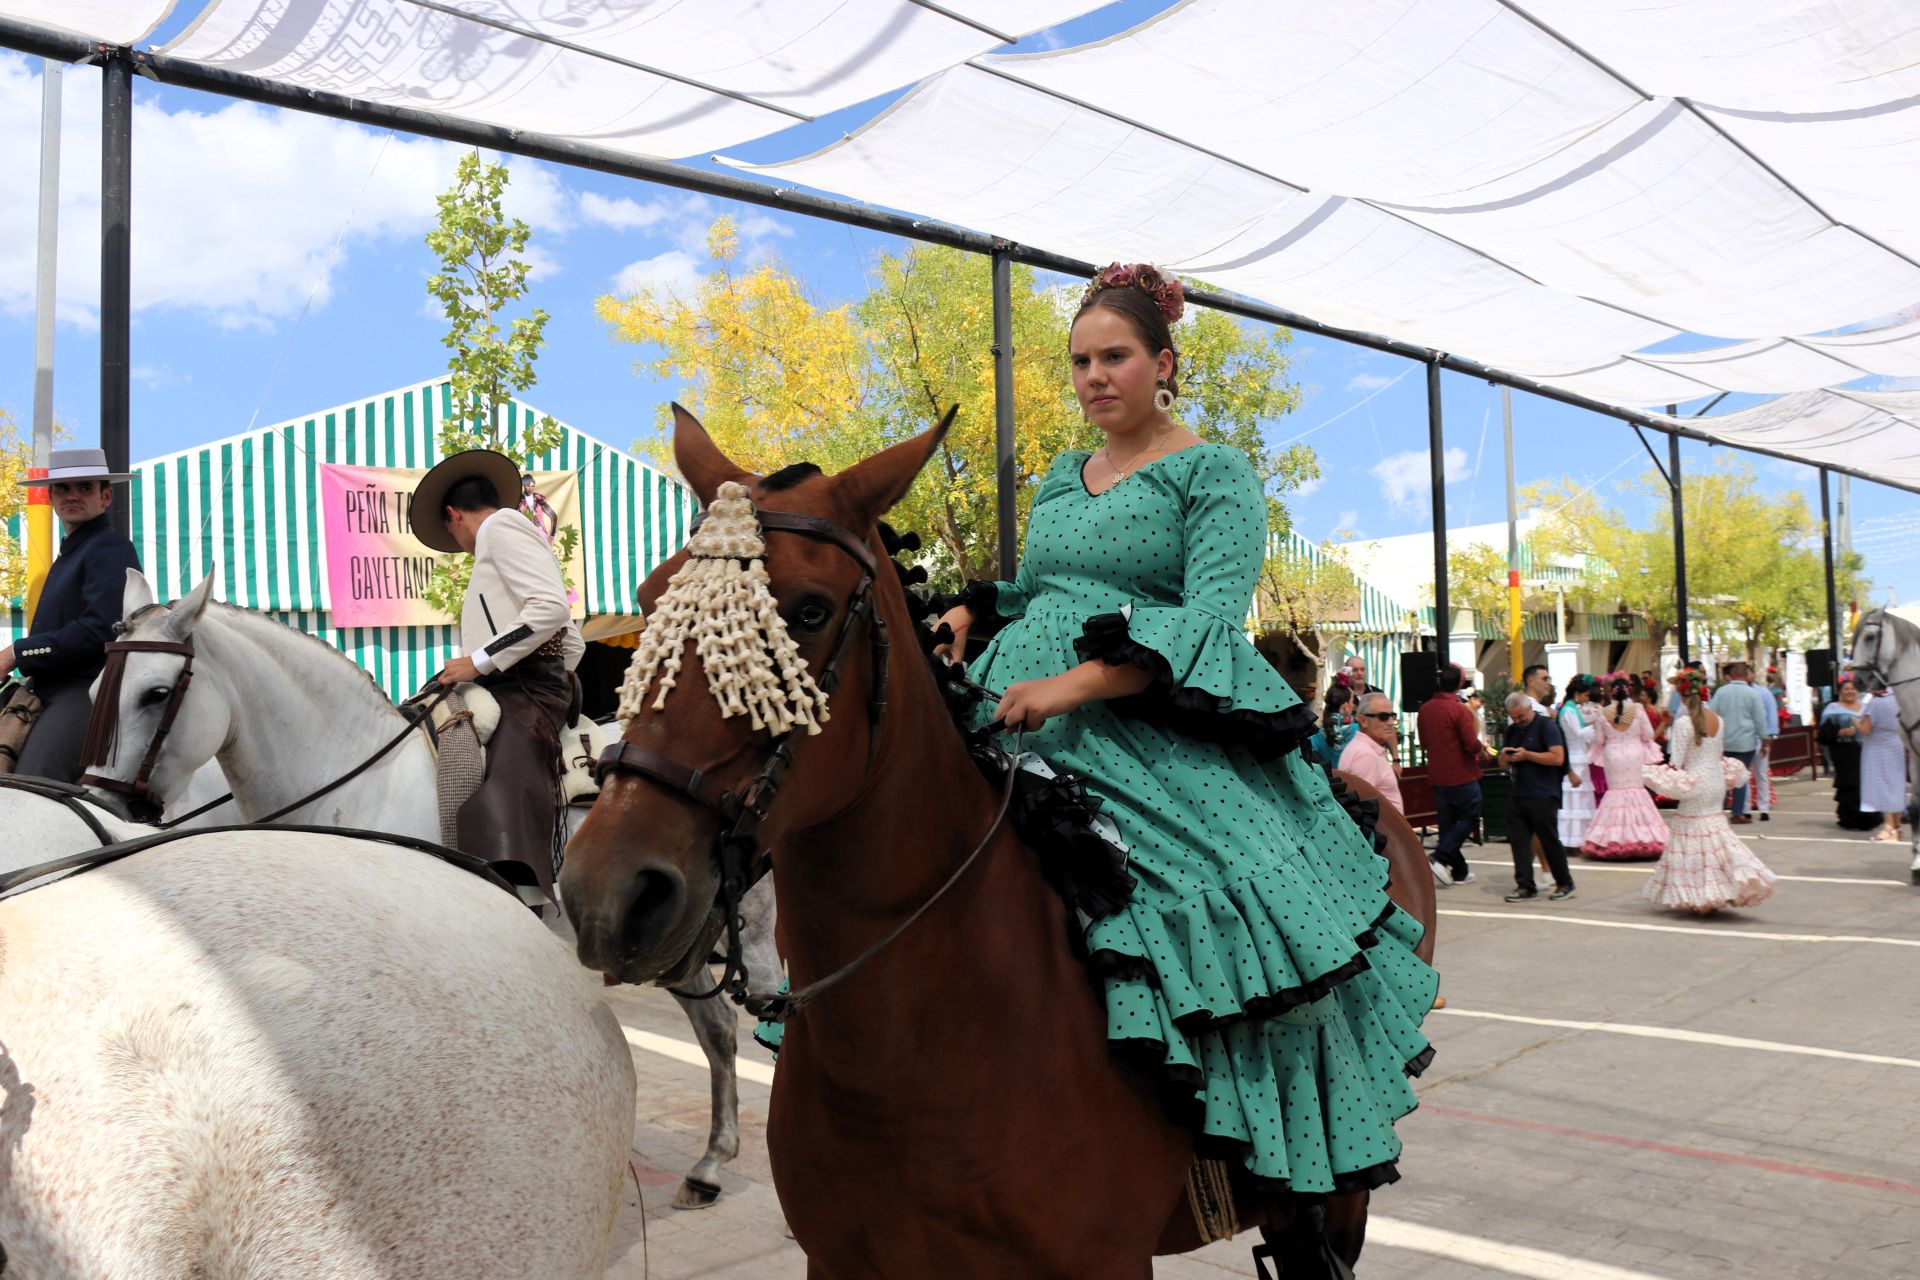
top-left (592, 504), bottom-right (1016, 1020)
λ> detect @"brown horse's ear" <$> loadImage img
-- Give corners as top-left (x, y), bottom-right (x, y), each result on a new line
top-left (671, 403), bottom-right (748, 506)
top-left (835, 406), bottom-right (956, 525)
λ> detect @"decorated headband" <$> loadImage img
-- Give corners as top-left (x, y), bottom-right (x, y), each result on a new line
top-left (1082, 262), bottom-right (1185, 324)
top-left (616, 482), bottom-right (830, 736)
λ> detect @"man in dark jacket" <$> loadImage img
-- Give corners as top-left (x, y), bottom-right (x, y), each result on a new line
top-left (1417, 663), bottom-right (1484, 887)
top-left (1, 449), bottom-right (142, 781)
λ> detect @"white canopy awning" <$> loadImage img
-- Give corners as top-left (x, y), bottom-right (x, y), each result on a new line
top-left (732, 0), bottom-right (1920, 409)
top-left (1664, 390), bottom-right (1920, 490)
top-left (154, 0), bottom-right (1100, 158)
top-left (9, 0), bottom-right (1920, 488)
top-left (3, 0), bottom-right (175, 43)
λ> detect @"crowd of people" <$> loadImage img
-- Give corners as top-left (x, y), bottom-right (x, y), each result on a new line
top-left (1308, 656), bottom-right (1801, 918)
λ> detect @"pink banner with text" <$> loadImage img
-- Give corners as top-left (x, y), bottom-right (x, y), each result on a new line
top-left (319, 464), bottom-right (585, 627)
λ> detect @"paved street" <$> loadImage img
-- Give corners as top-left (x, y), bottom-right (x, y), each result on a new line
top-left (583, 774), bottom-right (1920, 1278)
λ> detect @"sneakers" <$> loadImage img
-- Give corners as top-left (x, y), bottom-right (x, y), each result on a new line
top-left (1549, 884), bottom-right (1577, 901)
top-left (1504, 887), bottom-right (1538, 902)
top-left (1455, 869), bottom-right (1477, 885)
top-left (1429, 859), bottom-right (1454, 888)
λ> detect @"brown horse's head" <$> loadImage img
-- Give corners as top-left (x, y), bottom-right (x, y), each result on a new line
top-left (561, 405), bottom-right (951, 984)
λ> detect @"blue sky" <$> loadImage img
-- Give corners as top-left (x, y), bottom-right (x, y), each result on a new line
top-left (1, 0), bottom-right (1913, 605)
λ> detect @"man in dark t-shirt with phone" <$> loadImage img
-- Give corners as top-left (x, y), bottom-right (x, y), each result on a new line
top-left (1501, 692), bottom-right (1576, 902)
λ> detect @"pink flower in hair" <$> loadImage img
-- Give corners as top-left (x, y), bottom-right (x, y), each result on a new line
top-left (1084, 261), bottom-right (1185, 324)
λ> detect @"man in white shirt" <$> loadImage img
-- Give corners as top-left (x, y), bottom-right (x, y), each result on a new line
top-left (412, 450), bottom-right (583, 908)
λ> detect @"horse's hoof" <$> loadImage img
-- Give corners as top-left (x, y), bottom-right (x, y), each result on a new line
top-left (673, 1178), bottom-right (723, 1210)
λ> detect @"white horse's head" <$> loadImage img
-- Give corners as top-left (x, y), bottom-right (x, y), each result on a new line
top-left (1850, 608), bottom-right (1900, 693)
top-left (84, 570), bottom-right (232, 816)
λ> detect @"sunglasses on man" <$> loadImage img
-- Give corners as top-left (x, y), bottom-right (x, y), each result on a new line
top-left (1360, 711), bottom-right (1396, 721)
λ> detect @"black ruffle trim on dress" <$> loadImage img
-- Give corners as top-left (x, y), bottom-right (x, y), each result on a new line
top-left (1323, 765), bottom-right (1388, 859)
top-left (929, 580), bottom-right (1013, 643)
top-left (966, 732), bottom-right (1136, 925)
top-left (1088, 898), bottom-right (1408, 1036)
top-left (1072, 611), bottom-right (1318, 761)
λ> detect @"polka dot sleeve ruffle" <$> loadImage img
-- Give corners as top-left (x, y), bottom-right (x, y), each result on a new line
top-left (1071, 445), bottom-right (1314, 760)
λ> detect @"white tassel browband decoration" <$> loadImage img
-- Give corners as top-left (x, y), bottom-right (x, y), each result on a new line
top-left (616, 481), bottom-right (831, 736)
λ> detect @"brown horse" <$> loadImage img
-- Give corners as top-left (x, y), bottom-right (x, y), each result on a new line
top-left (562, 411), bottom-right (1437, 1278)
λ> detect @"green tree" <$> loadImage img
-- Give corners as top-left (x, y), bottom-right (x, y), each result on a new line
top-left (422, 151), bottom-right (573, 615)
top-left (0, 410), bottom-right (29, 602)
top-left (1255, 534), bottom-right (1359, 704)
top-left (598, 226), bottom-right (1319, 587)
top-left (1525, 458), bottom-right (1867, 659)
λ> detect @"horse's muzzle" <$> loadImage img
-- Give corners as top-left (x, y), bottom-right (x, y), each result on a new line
top-left (566, 860), bottom-right (708, 984)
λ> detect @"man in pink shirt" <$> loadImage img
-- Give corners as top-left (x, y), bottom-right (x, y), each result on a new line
top-left (1338, 690), bottom-right (1404, 813)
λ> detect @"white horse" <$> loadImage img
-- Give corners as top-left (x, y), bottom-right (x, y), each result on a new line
top-left (86, 569), bottom-right (782, 1206)
top-left (1847, 608), bottom-right (1920, 885)
top-left (0, 825), bottom-right (635, 1278)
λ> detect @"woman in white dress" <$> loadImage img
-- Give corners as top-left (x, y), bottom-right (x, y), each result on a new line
top-left (1557, 675), bottom-right (1600, 849)
top-left (1643, 670), bottom-right (1777, 915)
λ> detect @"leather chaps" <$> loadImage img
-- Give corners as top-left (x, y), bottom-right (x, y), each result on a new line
top-left (456, 656), bottom-right (576, 911)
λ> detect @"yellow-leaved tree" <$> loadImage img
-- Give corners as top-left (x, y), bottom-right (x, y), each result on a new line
top-left (597, 218), bottom-right (1318, 588)
top-left (0, 409), bottom-right (30, 603)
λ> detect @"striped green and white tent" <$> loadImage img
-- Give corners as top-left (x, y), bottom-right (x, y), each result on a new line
top-left (5, 377), bottom-right (696, 701)
top-left (1264, 531), bottom-right (1422, 716)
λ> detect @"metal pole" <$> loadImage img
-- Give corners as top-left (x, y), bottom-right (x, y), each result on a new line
top-left (100, 48), bottom-right (132, 534)
top-left (990, 246), bottom-right (1016, 581)
top-left (1502, 386), bottom-right (1520, 683)
top-left (26, 58), bottom-right (60, 622)
top-left (1836, 473), bottom-right (1852, 637)
top-left (1820, 468), bottom-right (1840, 662)
top-left (1427, 360), bottom-right (1448, 655)
top-left (1668, 419), bottom-right (1689, 665)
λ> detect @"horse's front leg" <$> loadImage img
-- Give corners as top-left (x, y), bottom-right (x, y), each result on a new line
top-left (666, 987), bottom-right (740, 1209)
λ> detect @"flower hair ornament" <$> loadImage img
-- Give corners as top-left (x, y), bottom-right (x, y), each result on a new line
top-left (616, 481), bottom-right (830, 736)
top-left (1083, 262), bottom-right (1186, 326)
top-left (1669, 670), bottom-right (1705, 700)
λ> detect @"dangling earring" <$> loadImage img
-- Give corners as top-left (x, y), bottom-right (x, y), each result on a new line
top-left (1154, 379), bottom-right (1175, 413)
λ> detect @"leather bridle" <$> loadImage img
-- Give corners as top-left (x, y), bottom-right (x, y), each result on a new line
top-left (593, 506), bottom-right (893, 1007)
top-left (81, 637), bottom-right (197, 802)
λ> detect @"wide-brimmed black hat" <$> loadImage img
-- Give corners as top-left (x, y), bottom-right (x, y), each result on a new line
top-left (408, 449), bottom-right (522, 553)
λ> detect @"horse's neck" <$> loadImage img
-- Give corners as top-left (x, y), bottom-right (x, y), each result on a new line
top-left (773, 664), bottom-right (1088, 1077)
top-left (203, 614), bottom-right (436, 831)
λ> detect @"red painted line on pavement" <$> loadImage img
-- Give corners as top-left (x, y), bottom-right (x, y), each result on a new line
top-left (1418, 1104), bottom-right (1920, 1197)
top-left (626, 1159), bottom-right (681, 1187)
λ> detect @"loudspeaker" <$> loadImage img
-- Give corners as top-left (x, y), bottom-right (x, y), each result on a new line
top-left (1806, 648), bottom-right (1835, 689)
top-left (1399, 653), bottom-right (1439, 712)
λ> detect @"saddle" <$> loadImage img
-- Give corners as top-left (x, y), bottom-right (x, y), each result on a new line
top-left (0, 681), bottom-right (44, 775)
top-left (418, 684), bottom-right (612, 845)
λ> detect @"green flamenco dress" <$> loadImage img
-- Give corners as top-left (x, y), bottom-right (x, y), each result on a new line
top-left (963, 443), bottom-right (1436, 1194)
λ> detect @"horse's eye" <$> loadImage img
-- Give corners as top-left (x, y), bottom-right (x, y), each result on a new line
top-left (793, 602), bottom-right (832, 632)
top-left (140, 686), bottom-right (173, 707)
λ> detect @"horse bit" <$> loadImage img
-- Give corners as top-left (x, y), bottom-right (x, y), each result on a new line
top-left (591, 504), bottom-right (1021, 1022)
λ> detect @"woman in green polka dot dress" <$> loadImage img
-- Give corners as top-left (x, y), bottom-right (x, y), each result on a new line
top-left (938, 264), bottom-right (1437, 1197)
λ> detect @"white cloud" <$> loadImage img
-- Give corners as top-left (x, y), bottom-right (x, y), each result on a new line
top-left (1372, 446), bottom-right (1470, 517)
top-left (611, 250), bottom-right (702, 301)
top-left (1291, 473), bottom-right (1325, 499)
top-left (579, 192), bottom-right (675, 231)
top-left (1346, 372), bottom-right (1396, 393)
top-left (733, 213), bottom-right (795, 242)
top-left (131, 363), bottom-right (187, 389)
top-left (0, 55), bottom-right (575, 329)
top-left (1335, 509), bottom-right (1361, 534)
